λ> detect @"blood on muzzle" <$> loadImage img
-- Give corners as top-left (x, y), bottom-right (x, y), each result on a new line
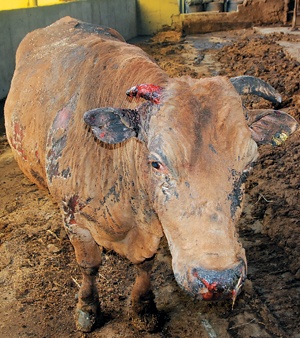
top-left (176, 259), bottom-right (246, 302)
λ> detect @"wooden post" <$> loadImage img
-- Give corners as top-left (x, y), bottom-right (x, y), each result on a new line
top-left (292, 0), bottom-right (299, 30)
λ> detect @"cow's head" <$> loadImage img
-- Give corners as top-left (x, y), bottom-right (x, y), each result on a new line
top-left (84, 76), bottom-right (298, 303)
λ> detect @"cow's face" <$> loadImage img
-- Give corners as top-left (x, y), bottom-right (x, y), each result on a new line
top-left (84, 76), bottom-right (298, 303)
top-left (146, 78), bottom-right (257, 301)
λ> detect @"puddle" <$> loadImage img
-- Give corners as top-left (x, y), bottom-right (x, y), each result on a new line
top-left (184, 33), bottom-right (235, 76)
top-left (186, 34), bottom-right (233, 50)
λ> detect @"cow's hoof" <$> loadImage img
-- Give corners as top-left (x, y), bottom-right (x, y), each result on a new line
top-left (75, 307), bottom-right (102, 332)
top-left (129, 301), bottom-right (164, 332)
top-left (130, 310), bottom-right (163, 332)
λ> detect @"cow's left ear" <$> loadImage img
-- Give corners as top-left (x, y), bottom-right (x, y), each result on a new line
top-left (247, 109), bottom-right (299, 145)
top-left (83, 107), bottom-right (139, 144)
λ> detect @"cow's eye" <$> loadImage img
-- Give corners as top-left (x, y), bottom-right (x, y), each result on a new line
top-left (151, 161), bottom-right (162, 170)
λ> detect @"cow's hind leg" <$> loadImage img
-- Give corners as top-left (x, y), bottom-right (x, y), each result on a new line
top-left (66, 223), bottom-right (102, 332)
top-left (130, 257), bottom-right (163, 332)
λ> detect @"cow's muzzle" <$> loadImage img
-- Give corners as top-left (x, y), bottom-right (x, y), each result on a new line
top-left (175, 259), bottom-right (246, 301)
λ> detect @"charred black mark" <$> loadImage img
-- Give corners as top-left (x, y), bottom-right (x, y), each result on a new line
top-left (162, 175), bottom-right (178, 202)
top-left (30, 169), bottom-right (47, 189)
top-left (143, 206), bottom-right (157, 224)
top-left (105, 185), bottom-right (120, 204)
top-left (181, 204), bottom-right (203, 218)
top-left (231, 169), bottom-right (238, 177)
top-left (100, 175), bottom-right (123, 206)
top-left (74, 22), bottom-right (124, 41)
top-left (46, 96), bottom-right (77, 183)
top-left (130, 196), bottom-right (138, 215)
top-left (47, 135), bottom-right (67, 182)
top-left (191, 106), bottom-right (211, 167)
top-left (240, 171), bottom-right (250, 184)
top-left (81, 212), bottom-right (97, 223)
top-left (210, 213), bottom-right (219, 222)
top-left (62, 195), bottom-right (88, 230)
top-left (192, 126), bottom-right (202, 166)
top-left (62, 195), bottom-right (79, 230)
top-left (228, 184), bottom-right (242, 219)
top-left (209, 144), bottom-right (217, 154)
top-left (61, 167), bottom-right (71, 179)
top-left (228, 170), bottom-right (249, 218)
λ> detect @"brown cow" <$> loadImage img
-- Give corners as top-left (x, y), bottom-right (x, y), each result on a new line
top-left (4, 17), bottom-right (298, 332)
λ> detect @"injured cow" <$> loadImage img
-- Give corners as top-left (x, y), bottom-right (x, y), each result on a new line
top-left (4, 17), bottom-right (298, 332)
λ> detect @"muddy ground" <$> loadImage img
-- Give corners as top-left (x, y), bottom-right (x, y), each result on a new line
top-left (0, 28), bottom-right (299, 338)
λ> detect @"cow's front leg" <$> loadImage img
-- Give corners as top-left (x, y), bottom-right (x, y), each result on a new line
top-left (130, 257), bottom-right (162, 332)
top-left (66, 224), bottom-right (102, 332)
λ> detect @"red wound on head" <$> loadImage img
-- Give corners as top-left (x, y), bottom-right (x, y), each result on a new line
top-left (126, 84), bottom-right (164, 104)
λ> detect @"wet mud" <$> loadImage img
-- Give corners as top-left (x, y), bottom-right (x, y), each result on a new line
top-left (1, 28), bottom-right (299, 337)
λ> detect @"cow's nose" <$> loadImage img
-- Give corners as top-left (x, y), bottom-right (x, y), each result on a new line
top-left (187, 259), bottom-right (246, 301)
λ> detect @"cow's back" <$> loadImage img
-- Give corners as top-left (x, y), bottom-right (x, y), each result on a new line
top-left (5, 16), bottom-right (167, 190)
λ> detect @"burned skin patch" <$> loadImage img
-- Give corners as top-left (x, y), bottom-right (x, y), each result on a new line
top-left (30, 169), bottom-right (47, 189)
top-left (62, 195), bottom-right (80, 228)
top-left (46, 96), bottom-right (77, 183)
top-left (99, 175), bottom-right (122, 206)
top-left (47, 135), bottom-right (68, 182)
top-left (149, 151), bottom-right (179, 203)
top-left (190, 106), bottom-right (212, 167)
top-left (209, 144), bottom-right (217, 154)
top-left (9, 120), bottom-right (27, 161)
top-left (161, 175), bottom-right (178, 202)
top-left (62, 195), bottom-right (92, 230)
top-left (74, 22), bottom-right (124, 42)
top-left (97, 175), bottom-right (127, 235)
top-left (228, 169), bottom-right (249, 219)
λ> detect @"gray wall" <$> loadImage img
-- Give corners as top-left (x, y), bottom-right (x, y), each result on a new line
top-left (0, 0), bottom-right (137, 100)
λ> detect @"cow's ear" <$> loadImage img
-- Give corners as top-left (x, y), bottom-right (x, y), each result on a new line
top-left (83, 107), bottom-right (139, 144)
top-left (247, 109), bottom-right (299, 145)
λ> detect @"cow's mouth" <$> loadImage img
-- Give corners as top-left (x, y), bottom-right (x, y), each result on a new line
top-left (175, 259), bottom-right (247, 302)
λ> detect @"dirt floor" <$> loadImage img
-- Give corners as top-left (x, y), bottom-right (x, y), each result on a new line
top-left (1, 27), bottom-right (300, 338)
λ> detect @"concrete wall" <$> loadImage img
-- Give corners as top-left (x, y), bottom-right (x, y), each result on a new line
top-left (0, 0), bottom-right (137, 100)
